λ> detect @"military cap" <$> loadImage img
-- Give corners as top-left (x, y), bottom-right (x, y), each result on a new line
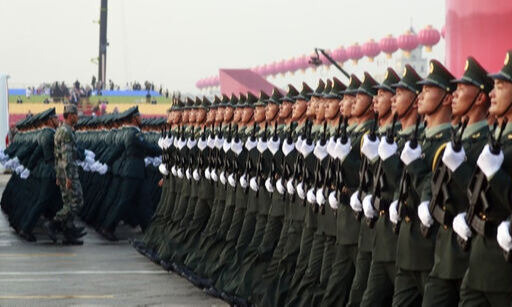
top-left (227, 94), bottom-right (238, 107)
top-left (63, 104), bottom-right (78, 114)
top-left (219, 94), bottom-right (231, 107)
top-left (184, 97), bottom-right (195, 109)
top-left (357, 72), bottom-right (378, 97)
top-left (293, 82), bottom-right (314, 101)
top-left (122, 106), bottom-right (140, 120)
top-left (267, 87), bottom-right (284, 104)
top-left (280, 84), bottom-right (299, 103)
top-left (452, 57), bottom-right (493, 94)
top-left (253, 90), bottom-right (270, 107)
top-left (375, 68), bottom-right (400, 94)
top-left (311, 79), bottom-right (326, 98)
top-left (320, 79), bottom-right (333, 98)
top-left (194, 97), bottom-right (203, 108)
top-left (392, 64), bottom-right (423, 94)
top-left (211, 96), bottom-right (221, 109)
top-left (342, 74), bottom-right (362, 96)
top-left (489, 51), bottom-right (512, 83)
top-left (244, 91), bottom-right (258, 108)
top-left (170, 97), bottom-right (184, 111)
top-left (201, 96), bottom-right (211, 109)
top-left (417, 59), bottom-right (456, 92)
top-left (324, 77), bottom-right (347, 99)
top-left (38, 108), bottom-right (57, 122)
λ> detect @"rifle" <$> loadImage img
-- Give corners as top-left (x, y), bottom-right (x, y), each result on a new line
top-left (367, 114), bottom-right (398, 228)
top-left (459, 119), bottom-right (506, 250)
top-left (300, 120), bottom-right (314, 206)
top-left (291, 120), bottom-right (310, 202)
top-left (225, 124), bottom-right (238, 190)
top-left (214, 123), bottom-right (223, 185)
top-left (255, 122), bottom-right (269, 197)
top-left (197, 125), bottom-right (207, 176)
top-left (335, 116), bottom-right (350, 205)
top-left (312, 122), bottom-right (328, 213)
top-left (230, 124), bottom-right (240, 189)
top-left (393, 114), bottom-right (422, 234)
top-left (244, 123), bottom-right (258, 194)
top-left (421, 118), bottom-right (468, 237)
top-left (280, 121), bottom-right (295, 201)
top-left (354, 112), bottom-right (379, 221)
top-left (268, 121), bottom-right (280, 195)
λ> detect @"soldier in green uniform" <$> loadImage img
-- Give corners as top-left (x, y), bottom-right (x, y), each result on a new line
top-left (422, 57), bottom-right (492, 306)
top-left (49, 104), bottom-right (86, 245)
top-left (457, 50), bottom-right (512, 306)
top-left (361, 65), bottom-right (422, 306)
top-left (391, 59), bottom-right (455, 306)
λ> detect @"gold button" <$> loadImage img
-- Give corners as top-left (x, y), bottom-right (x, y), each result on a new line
top-left (442, 206), bottom-right (446, 211)
top-left (443, 225), bottom-right (448, 230)
top-left (482, 214), bottom-right (487, 220)
top-left (405, 216), bottom-right (411, 223)
top-left (379, 210), bottom-right (385, 216)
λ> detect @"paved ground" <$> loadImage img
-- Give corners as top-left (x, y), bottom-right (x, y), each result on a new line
top-left (0, 175), bottom-right (227, 307)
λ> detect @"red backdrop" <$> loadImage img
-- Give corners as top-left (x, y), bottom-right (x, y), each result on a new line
top-left (446, 0), bottom-right (512, 76)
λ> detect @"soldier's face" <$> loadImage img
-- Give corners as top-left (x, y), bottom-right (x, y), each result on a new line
top-left (182, 110), bottom-right (189, 123)
top-left (188, 110), bottom-right (196, 123)
top-left (325, 99), bottom-right (339, 119)
top-left (166, 112), bottom-right (173, 124)
top-left (224, 107), bottom-right (234, 122)
top-left (342, 95), bottom-right (355, 118)
top-left (352, 93), bottom-right (372, 118)
top-left (392, 87), bottom-right (416, 117)
top-left (278, 101), bottom-right (292, 119)
top-left (241, 107), bottom-right (254, 123)
top-left (233, 108), bottom-right (242, 123)
top-left (215, 107), bottom-right (225, 122)
top-left (206, 109), bottom-right (216, 123)
top-left (374, 89), bottom-right (393, 118)
top-left (173, 112), bottom-right (182, 124)
top-left (452, 83), bottom-right (480, 116)
top-left (69, 113), bottom-right (78, 126)
top-left (315, 100), bottom-right (326, 121)
top-left (418, 85), bottom-right (452, 115)
top-left (265, 104), bottom-right (279, 121)
top-left (489, 79), bottom-right (512, 117)
top-left (196, 109), bottom-right (206, 123)
top-left (50, 117), bottom-right (59, 128)
top-left (254, 106), bottom-right (266, 123)
top-left (292, 100), bottom-right (307, 120)
top-left (306, 97), bottom-right (318, 117)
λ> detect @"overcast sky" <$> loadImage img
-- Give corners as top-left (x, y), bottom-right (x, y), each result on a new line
top-left (0, 0), bottom-right (445, 92)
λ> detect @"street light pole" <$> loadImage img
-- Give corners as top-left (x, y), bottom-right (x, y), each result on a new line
top-left (98, 0), bottom-right (108, 89)
top-left (310, 48), bottom-right (350, 80)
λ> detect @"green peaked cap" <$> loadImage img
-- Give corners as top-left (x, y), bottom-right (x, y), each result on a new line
top-left (357, 72), bottom-right (378, 97)
top-left (321, 79), bottom-right (334, 98)
top-left (194, 97), bottom-right (202, 108)
top-left (243, 92), bottom-right (257, 108)
top-left (280, 84), bottom-right (299, 103)
top-left (489, 50), bottom-right (512, 83)
top-left (219, 94), bottom-right (230, 107)
top-left (418, 59), bottom-right (456, 92)
top-left (342, 74), bottom-right (362, 96)
top-left (268, 87), bottom-right (284, 104)
top-left (452, 56), bottom-right (493, 94)
top-left (201, 96), bottom-right (211, 109)
top-left (325, 77), bottom-right (347, 99)
top-left (254, 90), bottom-right (270, 107)
top-left (228, 94), bottom-right (238, 107)
top-left (293, 82), bottom-right (314, 101)
top-left (392, 64), bottom-right (423, 94)
top-left (311, 79), bottom-right (326, 97)
top-left (375, 67), bottom-right (400, 94)
top-left (184, 97), bottom-right (195, 109)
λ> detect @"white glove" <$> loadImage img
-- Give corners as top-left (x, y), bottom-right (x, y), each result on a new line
top-left (85, 149), bottom-right (95, 159)
top-left (326, 136), bottom-right (337, 159)
top-left (15, 165), bottom-right (24, 175)
top-left (85, 156), bottom-right (95, 165)
top-left (400, 141), bottom-right (422, 166)
top-left (228, 173), bottom-right (236, 187)
top-left (362, 194), bottom-right (377, 218)
top-left (313, 140), bottom-right (328, 160)
top-left (177, 168), bottom-right (184, 178)
top-left (350, 191), bottom-right (362, 212)
top-left (361, 134), bottom-right (380, 162)
top-left (204, 167), bottom-right (211, 180)
top-left (307, 188), bottom-right (317, 204)
top-left (222, 138), bottom-right (231, 152)
top-left (83, 163), bottom-right (91, 172)
top-left (453, 213), bottom-right (472, 241)
top-left (220, 171), bottom-right (226, 185)
top-left (207, 135), bottom-right (215, 149)
top-left (185, 168), bottom-right (191, 180)
top-left (231, 140), bottom-right (243, 155)
top-left (211, 169), bottom-right (218, 182)
top-left (335, 139), bottom-right (352, 162)
top-left (286, 179), bottom-right (295, 195)
top-left (296, 182), bottom-right (305, 199)
top-left (300, 140), bottom-right (315, 157)
top-left (282, 139), bottom-right (295, 156)
top-left (198, 138), bottom-right (208, 151)
top-left (328, 191), bottom-right (339, 209)
top-left (276, 178), bottom-right (285, 194)
top-left (163, 136), bottom-right (173, 149)
top-left (378, 136), bottom-right (397, 161)
top-left (171, 165), bottom-right (177, 177)
top-left (265, 178), bottom-right (274, 193)
top-left (442, 142), bottom-right (466, 172)
top-left (257, 138), bottom-right (268, 153)
top-left (99, 164), bottom-right (108, 175)
top-left (152, 157), bottom-right (161, 167)
top-left (20, 168), bottom-right (30, 179)
top-left (11, 157), bottom-right (20, 168)
top-left (193, 168), bottom-right (200, 181)
top-left (268, 137), bottom-right (281, 155)
top-left (159, 164), bottom-right (169, 176)
top-left (144, 157), bottom-right (152, 167)
top-left (158, 137), bottom-right (164, 149)
top-left (316, 188), bottom-right (326, 206)
top-left (295, 136), bottom-right (304, 152)
top-left (92, 161), bottom-right (102, 172)
top-left (418, 201), bottom-right (434, 227)
top-left (239, 174), bottom-right (248, 188)
top-left (389, 200), bottom-right (400, 224)
top-left (250, 176), bottom-right (259, 192)
top-left (477, 144), bottom-right (504, 179)
top-left (497, 221), bottom-right (512, 252)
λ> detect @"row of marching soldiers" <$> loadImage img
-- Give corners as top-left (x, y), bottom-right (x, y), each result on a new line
top-left (134, 52), bottom-right (512, 307)
top-left (0, 105), bottom-right (164, 244)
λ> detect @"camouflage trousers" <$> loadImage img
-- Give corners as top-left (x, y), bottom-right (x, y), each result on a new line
top-left (54, 176), bottom-right (84, 222)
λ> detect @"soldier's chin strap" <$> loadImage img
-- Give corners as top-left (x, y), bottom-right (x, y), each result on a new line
top-left (460, 89), bottom-right (482, 117)
top-left (398, 95), bottom-right (418, 119)
top-left (379, 105), bottom-right (391, 122)
top-left (426, 92), bottom-right (448, 116)
top-left (496, 98), bottom-right (512, 118)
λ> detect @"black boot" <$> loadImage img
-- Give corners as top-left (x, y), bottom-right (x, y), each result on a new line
top-left (44, 220), bottom-right (62, 243)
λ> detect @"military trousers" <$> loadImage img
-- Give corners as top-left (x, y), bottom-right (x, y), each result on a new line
top-left (392, 267), bottom-right (429, 307)
top-left (458, 273), bottom-right (512, 307)
top-left (361, 260), bottom-right (396, 307)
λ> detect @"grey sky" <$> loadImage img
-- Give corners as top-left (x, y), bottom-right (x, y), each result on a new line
top-left (0, 0), bottom-right (445, 93)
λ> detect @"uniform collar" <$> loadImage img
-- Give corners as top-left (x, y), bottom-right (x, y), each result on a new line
top-left (496, 122), bottom-right (512, 140)
top-left (425, 123), bottom-right (451, 138)
top-left (354, 119), bottom-right (374, 133)
top-left (124, 125), bottom-right (141, 132)
top-left (462, 120), bottom-right (487, 140)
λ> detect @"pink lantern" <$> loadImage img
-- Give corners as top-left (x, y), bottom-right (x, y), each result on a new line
top-left (195, 80), bottom-right (202, 89)
top-left (398, 30), bottom-right (419, 57)
top-left (332, 46), bottom-right (347, 64)
top-left (362, 39), bottom-right (381, 62)
top-left (295, 55), bottom-right (308, 72)
top-left (285, 58), bottom-right (296, 75)
top-left (418, 25), bottom-right (441, 52)
top-left (260, 64), bottom-right (268, 76)
top-left (379, 35), bottom-right (398, 59)
top-left (268, 62), bottom-right (278, 76)
top-left (347, 43), bottom-right (363, 64)
top-left (319, 49), bottom-right (332, 66)
top-left (277, 59), bottom-right (287, 76)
